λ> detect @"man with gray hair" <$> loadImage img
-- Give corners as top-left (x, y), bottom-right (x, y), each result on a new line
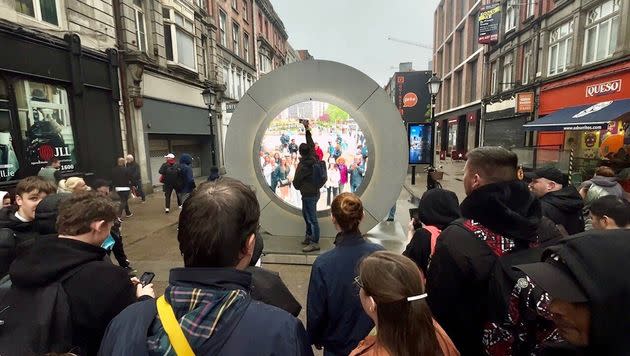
top-left (125, 154), bottom-right (145, 202)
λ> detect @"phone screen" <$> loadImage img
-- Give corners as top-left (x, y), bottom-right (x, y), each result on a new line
top-left (139, 272), bottom-right (155, 286)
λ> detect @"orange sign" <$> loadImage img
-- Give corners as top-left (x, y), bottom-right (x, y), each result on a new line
top-left (403, 92), bottom-right (418, 108)
top-left (516, 92), bottom-right (534, 113)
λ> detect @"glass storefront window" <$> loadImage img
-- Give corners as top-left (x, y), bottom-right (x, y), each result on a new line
top-left (15, 80), bottom-right (77, 174)
top-left (0, 78), bottom-right (19, 181)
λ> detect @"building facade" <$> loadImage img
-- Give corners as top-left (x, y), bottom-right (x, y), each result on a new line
top-left (481, 0), bottom-right (630, 178)
top-left (433, 0), bottom-right (484, 159)
top-left (253, 0), bottom-right (288, 76)
top-left (0, 0), bottom-right (124, 185)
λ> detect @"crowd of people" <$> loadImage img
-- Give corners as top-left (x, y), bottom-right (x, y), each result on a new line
top-left (0, 141), bottom-right (628, 355)
top-left (259, 122), bottom-right (368, 210)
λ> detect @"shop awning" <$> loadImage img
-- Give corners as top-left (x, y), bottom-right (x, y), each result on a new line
top-left (523, 99), bottom-right (630, 131)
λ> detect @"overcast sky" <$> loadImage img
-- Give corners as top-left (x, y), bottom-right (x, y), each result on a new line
top-left (271, 0), bottom-right (442, 86)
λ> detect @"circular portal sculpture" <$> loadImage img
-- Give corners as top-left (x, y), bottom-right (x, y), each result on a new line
top-left (225, 60), bottom-right (408, 237)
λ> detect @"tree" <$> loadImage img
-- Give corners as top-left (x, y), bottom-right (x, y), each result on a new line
top-left (325, 104), bottom-right (350, 124)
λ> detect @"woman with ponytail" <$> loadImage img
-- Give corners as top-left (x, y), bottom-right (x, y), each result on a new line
top-left (350, 251), bottom-right (459, 356)
top-left (306, 193), bottom-right (384, 356)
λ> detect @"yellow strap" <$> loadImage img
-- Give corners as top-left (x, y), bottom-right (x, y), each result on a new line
top-left (156, 296), bottom-right (195, 356)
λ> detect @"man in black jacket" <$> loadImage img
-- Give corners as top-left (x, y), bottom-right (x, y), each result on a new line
top-left (528, 166), bottom-right (584, 235)
top-left (111, 157), bottom-right (133, 218)
top-left (427, 146), bottom-right (542, 355)
top-left (3, 192), bottom-right (154, 355)
top-left (125, 154), bottom-right (145, 202)
top-left (293, 120), bottom-right (321, 252)
top-left (517, 229), bottom-right (630, 354)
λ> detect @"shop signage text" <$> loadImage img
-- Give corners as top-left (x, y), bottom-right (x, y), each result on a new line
top-left (586, 79), bottom-right (622, 98)
top-left (516, 92), bottom-right (534, 113)
top-left (478, 3), bottom-right (501, 45)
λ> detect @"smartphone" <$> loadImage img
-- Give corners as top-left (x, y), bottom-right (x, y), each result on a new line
top-left (409, 208), bottom-right (420, 220)
top-left (139, 272), bottom-right (155, 286)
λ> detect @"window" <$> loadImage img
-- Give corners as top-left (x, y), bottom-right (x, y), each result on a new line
top-left (15, 0), bottom-right (59, 26)
top-left (258, 12), bottom-right (263, 32)
top-left (243, 0), bottom-right (248, 21)
top-left (232, 22), bottom-right (240, 56)
top-left (201, 36), bottom-right (208, 77)
top-left (243, 32), bottom-right (250, 62)
top-left (505, 0), bottom-right (517, 32)
top-left (457, 29), bottom-right (465, 63)
top-left (264, 20), bottom-right (269, 37)
top-left (548, 19), bottom-right (574, 75)
top-left (133, 0), bottom-right (147, 52)
top-left (469, 59), bottom-right (477, 101)
top-left (454, 70), bottom-right (462, 106)
top-left (522, 42), bottom-right (532, 85)
top-left (232, 0), bottom-right (237, 10)
top-left (502, 53), bottom-right (513, 91)
top-left (526, 0), bottom-right (535, 18)
top-left (219, 10), bottom-right (227, 46)
top-left (470, 13), bottom-right (479, 53)
top-left (163, 8), bottom-right (196, 70)
top-left (490, 61), bottom-right (498, 95)
top-left (583, 0), bottom-right (621, 64)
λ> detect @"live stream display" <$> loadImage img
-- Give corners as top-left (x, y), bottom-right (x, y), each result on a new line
top-left (408, 123), bottom-right (433, 165)
top-left (259, 101), bottom-right (369, 211)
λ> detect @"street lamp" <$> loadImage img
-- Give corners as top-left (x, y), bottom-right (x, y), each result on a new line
top-left (426, 73), bottom-right (441, 190)
top-left (201, 87), bottom-right (217, 166)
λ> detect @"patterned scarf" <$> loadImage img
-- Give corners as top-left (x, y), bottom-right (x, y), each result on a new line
top-left (147, 285), bottom-right (250, 355)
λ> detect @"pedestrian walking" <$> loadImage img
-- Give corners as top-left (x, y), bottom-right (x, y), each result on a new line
top-left (125, 154), bottom-right (146, 202)
top-left (349, 157), bottom-right (365, 193)
top-left (112, 157), bottom-right (133, 218)
top-left (158, 153), bottom-right (182, 213)
top-left (326, 162), bottom-right (340, 206)
top-left (178, 153), bottom-right (196, 203)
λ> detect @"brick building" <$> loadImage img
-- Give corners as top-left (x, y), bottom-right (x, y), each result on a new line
top-left (433, 0), bottom-right (484, 159)
top-left (253, 0), bottom-right (288, 76)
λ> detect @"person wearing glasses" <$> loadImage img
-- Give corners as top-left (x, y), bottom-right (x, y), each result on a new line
top-left (306, 193), bottom-right (384, 356)
top-left (351, 251), bottom-right (459, 356)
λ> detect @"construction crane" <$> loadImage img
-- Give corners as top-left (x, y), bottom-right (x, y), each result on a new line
top-left (386, 36), bottom-right (432, 50)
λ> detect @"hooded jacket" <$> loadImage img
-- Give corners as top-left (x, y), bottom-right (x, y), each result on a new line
top-left (403, 189), bottom-right (461, 275)
top-left (10, 237), bottom-right (138, 355)
top-left (427, 180), bottom-right (541, 355)
top-left (538, 229), bottom-right (630, 354)
top-left (293, 129), bottom-right (320, 197)
top-left (581, 175), bottom-right (624, 205)
top-left (98, 268), bottom-right (313, 356)
top-left (540, 186), bottom-right (584, 235)
top-left (0, 206), bottom-right (39, 277)
top-left (178, 154), bottom-right (195, 194)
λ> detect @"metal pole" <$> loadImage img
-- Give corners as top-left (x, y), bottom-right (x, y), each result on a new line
top-left (430, 94), bottom-right (436, 168)
top-left (411, 165), bottom-right (416, 185)
top-left (208, 107), bottom-right (217, 166)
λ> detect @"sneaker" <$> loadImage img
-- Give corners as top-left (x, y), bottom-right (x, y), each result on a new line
top-left (301, 236), bottom-right (311, 245)
top-left (165, 208), bottom-right (170, 214)
top-left (178, 205), bottom-right (183, 209)
top-left (302, 243), bottom-right (320, 253)
top-left (126, 213), bottom-right (134, 218)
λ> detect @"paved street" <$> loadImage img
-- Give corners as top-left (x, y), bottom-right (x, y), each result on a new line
top-left (120, 160), bottom-right (467, 329)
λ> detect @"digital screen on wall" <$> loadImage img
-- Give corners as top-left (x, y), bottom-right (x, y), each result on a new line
top-left (408, 123), bottom-right (432, 165)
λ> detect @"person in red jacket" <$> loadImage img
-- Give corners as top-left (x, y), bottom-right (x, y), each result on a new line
top-left (314, 142), bottom-right (324, 161)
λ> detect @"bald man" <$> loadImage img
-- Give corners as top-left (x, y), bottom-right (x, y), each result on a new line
top-left (126, 154), bottom-right (145, 202)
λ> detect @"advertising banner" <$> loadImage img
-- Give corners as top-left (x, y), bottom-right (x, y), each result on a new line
top-left (408, 123), bottom-right (433, 164)
top-left (394, 71), bottom-right (432, 123)
top-left (478, 3), bottom-right (501, 45)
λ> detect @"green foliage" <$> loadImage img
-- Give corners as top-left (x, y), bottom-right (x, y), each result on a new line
top-left (325, 104), bottom-right (350, 124)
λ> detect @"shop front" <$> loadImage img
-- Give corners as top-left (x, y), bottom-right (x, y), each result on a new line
top-left (0, 24), bottom-right (123, 186)
top-left (140, 73), bottom-right (214, 185)
top-left (524, 61), bottom-right (630, 183)
top-left (435, 105), bottom-right (480, 160)
top-left (482, 97), bottom-right (529, 149)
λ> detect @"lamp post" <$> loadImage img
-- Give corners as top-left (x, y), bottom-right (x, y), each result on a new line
top-left (426, 73), bottom-right (442, 190)
top-left (202, 87), bottom-right (217, 166)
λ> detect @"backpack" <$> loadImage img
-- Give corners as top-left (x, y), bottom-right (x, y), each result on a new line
top-left (163, 164), bottom-right (183, 189)
top-left (0, 264), bottom-right (89, 355)
top-left (311, 160), bottom-right (327, 189)
top-left (426, 225), bottom-right (442, 256)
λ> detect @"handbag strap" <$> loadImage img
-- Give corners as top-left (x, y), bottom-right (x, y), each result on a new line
top-left (156, 296), bottom-right (195, 356)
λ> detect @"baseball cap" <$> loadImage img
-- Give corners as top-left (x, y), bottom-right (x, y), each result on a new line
top-left (516, 255), bottom-right (588, 303)
top-left (525, 167), bottom-right (567, 185)
top-left (164, 153), bottom-right (175, 159)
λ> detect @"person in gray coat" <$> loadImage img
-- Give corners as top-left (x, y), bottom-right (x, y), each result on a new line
top-left (580, 166), bottom-right (625, 230)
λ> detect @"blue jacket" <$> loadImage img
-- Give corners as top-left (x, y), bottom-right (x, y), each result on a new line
top-left (178, 154), bottom-right (195, 193)
top-left (307, 232), bottom-right (384, 356)
top-left (99, 268), bottom-right (313, 356)
top-left (348, 162), bottom-right (365, 187)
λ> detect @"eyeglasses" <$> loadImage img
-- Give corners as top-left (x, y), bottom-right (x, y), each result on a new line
top-left (353, 275), bottom-right (364, 289)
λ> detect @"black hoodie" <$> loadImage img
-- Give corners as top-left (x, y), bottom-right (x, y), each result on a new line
top-left (10, 237), bottom-right (137, 355)
top-left (0, 206), bottom-right (38, 277)
top-left (539, 186), bottom-right (585, 235)
top-left (427, 180), bottom-right (542, 355)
